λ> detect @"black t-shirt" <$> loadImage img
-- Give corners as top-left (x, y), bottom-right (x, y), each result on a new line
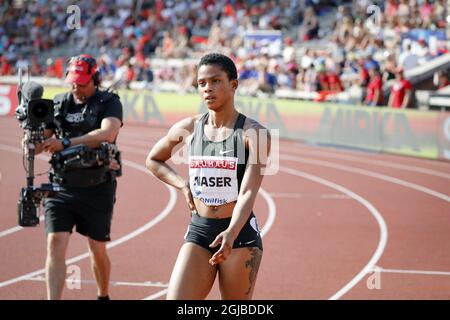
top-left (56, 89), bottom-right (123, 138)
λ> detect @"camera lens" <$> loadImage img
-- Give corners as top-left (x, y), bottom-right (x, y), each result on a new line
top-left (26, 98), bottom-right (54, 127)
top-left (31, 102), bottom-right (49, 119)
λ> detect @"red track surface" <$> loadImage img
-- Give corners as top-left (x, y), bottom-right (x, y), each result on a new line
top-left (1, 116), bottom-right (449, 300)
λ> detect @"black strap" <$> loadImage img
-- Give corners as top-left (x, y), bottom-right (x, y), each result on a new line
top-left (190, 113), bottom-right (208, 156)
top-left (234, 113), bottom-right (246, 130)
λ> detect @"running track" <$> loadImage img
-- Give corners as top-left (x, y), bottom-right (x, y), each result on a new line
top-left (1, 116), bottom-right (449, 300)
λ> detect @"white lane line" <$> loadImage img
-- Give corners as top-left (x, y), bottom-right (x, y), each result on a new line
top-left (269, 192), bottom-right (351, 199)
top-left (372, 267), bottom-right (450, 277)
top-left (24, 276), bottom-right (169, 288)
top-left (282, 146), bottom-right (450, 180)
top-left (278, 166), bottom-right (388, 300)
top-left (281, 155), bottom-right (450, 203)
top-left (258, 188), bottom-right (276, 238)
top-left (143, 289), bottom-right (169, 300)
top-left (0, 156), bottom-right (177, 289)
top-left (0, 143), bottom-right (48, 161)
top-left (0, 226), bottom-right (24, 238)
top-left (0, 216), bottom-right (45, 238)
top-left (285, 141), bottom-right (450, 170)
top-left (142, 187), bottom-right (278, 300)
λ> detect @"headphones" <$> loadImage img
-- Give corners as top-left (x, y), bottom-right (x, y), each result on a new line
top-left (66, 55), bottom-right (101, 86)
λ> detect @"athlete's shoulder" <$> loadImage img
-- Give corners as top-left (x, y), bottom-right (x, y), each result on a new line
top-left (243, 116), bottom-right (268, 132)
top-left (242, 116), bottom-right (271, 150)
top-left (167, 114), bottom-right (203, 142)
top-left (242, 116), bottom-right (271, 155)
top-left (171, 114), bottom-right (203, 131)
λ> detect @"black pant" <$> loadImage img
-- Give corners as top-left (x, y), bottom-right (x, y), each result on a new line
top-left (185, 212), bottom-right (263, 254)
top-left (44, 180), bottom-right (116, 241)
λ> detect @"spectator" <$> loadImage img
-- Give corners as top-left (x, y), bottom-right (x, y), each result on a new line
top-left (398, 42), bottom-right (419, 71)
top-left (416, 38), bottom-right (433, 65)
top-left (327, 69), bottom-right (344, 92)
top-left (179, 63), bottom-right (197, 93)
top-left (1, 0), bottom-right (449, 107)
top-left (434, 71), bottom-right (450, 90)
top-left (365, 67), bottom-right (384, 106)
top-left (15, 54), bottom-right (29, 72)
top-left (299, 6), bottom-right (319, 41)
top-left (255, 63), bottom-right (277, 94)
top-left (45, 58), bottom-right (56, 78)
top-left (398, 0), bottom-right (411, 19)
top-left (124, 61), bottom-right (135, 89)
top-left (0, 55), bottom-right (12, 75)
top-left (388, 68), bottom-right (412, 109)
top-left (316, 64), bottom-right (330, 91)
top-left (303, 64), bottom-right (318, 92)
top-left (356, 57), bottom-right (369, 102)
top-left (419, 0), bottom-right (434, 28)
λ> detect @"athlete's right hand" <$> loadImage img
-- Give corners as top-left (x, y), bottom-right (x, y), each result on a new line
top-left (181, 184), bottom-right (196, 213)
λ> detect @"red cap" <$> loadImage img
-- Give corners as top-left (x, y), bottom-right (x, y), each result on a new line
top-left (65, 54), bottom-right (97, 85)
top-left (285, 37), bottom-right (294, 45)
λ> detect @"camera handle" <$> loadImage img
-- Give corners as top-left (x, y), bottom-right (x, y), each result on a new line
top-left (19, 133), bottom-right (39, 227)
top-left (25, 138), bottom-right (35, 187)
top-left (18, 129), bottom-right (60, 227)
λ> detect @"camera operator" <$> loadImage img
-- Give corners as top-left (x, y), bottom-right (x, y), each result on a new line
top-left (34, 54), bottom-right (123, 300)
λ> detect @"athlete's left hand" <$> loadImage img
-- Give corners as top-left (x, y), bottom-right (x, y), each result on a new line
top-left (208, 230), bottom-right (235, 265)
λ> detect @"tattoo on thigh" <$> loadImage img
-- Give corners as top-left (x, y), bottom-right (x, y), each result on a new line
top-left (244, 248), bottom-right (262, 295)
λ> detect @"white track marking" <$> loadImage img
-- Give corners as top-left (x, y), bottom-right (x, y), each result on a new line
top-left (258, 188), bottom-right (276, 238)
top-left (24, 275), bottom-right (169, 288)
top-left (285, 141), bottom-right (450, 170)
top-left (142, 289), bottom-right (169, 300)
top-left (269, 192), bottom-right (350, 199)
top-left (278, 166), bottom-right (388, 300)
top-left (281, 155), bottom-right (450, 203)
top-left (0, 226), bottom-right (24, 238)
top-left (0, 216), bottom-right (45, 238)
top-left (0, 143), bottom-right (48, 161)
top-left (372, 267), bottom-right (450, 277)
top-left (282, 146), bottom-right (450, 180)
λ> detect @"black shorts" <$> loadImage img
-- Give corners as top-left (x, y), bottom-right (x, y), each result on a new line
top-left (44, 180), bottom-right (117, 241)
top-left (184, 212), bottom-right (263, 254)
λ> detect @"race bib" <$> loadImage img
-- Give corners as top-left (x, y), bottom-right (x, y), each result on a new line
top-left (189, 155), bottom-right (238, 206)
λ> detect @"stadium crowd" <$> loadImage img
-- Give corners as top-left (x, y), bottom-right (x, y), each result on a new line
top-left (1, 0), bottom-right (449, 108)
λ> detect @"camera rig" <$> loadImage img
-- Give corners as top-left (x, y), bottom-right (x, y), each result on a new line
top-left (50, 143), bottom-right (122, 176)
top-left (15, 74), bottom-right (61, 227)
